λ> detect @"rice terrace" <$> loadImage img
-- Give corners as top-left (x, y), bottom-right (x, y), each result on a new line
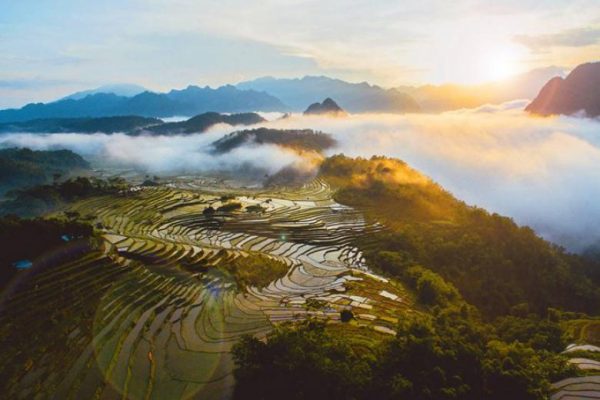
top-left (0, 177), bottom-right (412, 399)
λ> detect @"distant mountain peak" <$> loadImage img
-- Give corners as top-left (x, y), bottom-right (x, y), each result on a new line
top-left (304, 98), bottom-right (347, 116)
top-left (61, 83), bottom-right (147, 101)
top-left (525, 61), bottom-right (600, 117)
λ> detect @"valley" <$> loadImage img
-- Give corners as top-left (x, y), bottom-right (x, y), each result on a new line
top-left (2, 2), bottom-right (600, 399)
top-left (0, 178), bottom-right (411, 399)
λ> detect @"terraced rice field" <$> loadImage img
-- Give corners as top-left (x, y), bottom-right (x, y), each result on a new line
top-left (551, 375), bottom-right (600, 400)
top-left (0, 179), bottom-right (412, 399)
top-left (552, 344), bottom-right (600, 400)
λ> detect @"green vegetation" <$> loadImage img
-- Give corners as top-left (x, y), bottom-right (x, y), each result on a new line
top-left (0, 113), bottom-right (266, 135)
top-left (403, 264), bottom-right (460, 307)
top-left (212, 128), bottom-right (336, 154)
top-left (494, 312), bottom-right (567, 352)
top-left (1, 181), bottom-right (374, 398)
top-left (0, 147), bottom-right (89, 195)
top-left (306, 298), bottom-right (329, 310)
top-left (561, 317), bottom-right (600, 346)
top-left (147, 112), bottom-right (265, 134)
top-left (0, 176), bottom-right (128, 216)
top-left (0, 116), bottom-right (161, 134)
top-left (233, 321), bottom-right (373, 400)
top-left (231, 155), bottom-right (599, 399)
top-left (219, 253), bottom-right (290, 289)
top-left (233, 309), bottom-right (576, 400)
top-left (320, 155), bottom-right (600, 318)
top-left (233, 254), bottom-right (578, 399)
top-left (1, 155), bottom-right (597, 399)
top-left (217, 202), bottom-right (243, 212)
top-left (246, 204), bottom-right (266, 213)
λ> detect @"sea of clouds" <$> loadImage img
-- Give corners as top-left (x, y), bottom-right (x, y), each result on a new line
top-left (1, 105), bottom-right (600, 252)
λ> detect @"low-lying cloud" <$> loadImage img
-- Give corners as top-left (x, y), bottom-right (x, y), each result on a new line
top-left (1, 108), bottom-right (600, 252)
top-left (266, 109), bottom-right (600, 252)
top-left (0, 123), bottom-right (307, 179)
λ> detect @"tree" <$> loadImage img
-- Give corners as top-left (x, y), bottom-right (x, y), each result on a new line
top-left (232, 321), bottom-right (373, 400)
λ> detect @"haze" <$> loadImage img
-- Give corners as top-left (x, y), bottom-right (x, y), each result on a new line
top-left (2, 107), bottom-right (599, 252)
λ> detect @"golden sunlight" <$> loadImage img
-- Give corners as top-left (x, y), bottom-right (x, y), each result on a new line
top-left (477, 45), bottom-right (521, 82)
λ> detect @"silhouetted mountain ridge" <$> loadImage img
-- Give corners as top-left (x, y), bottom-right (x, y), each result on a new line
top-left (0, 112), bottom-right (266, 135)
top-left (237, 76), bottom-right (421, 113)
top-left (526, 62), bottom-right (600, 117)
top-left (61, 84), bottom-right (147, 101)
top-left (0, 86), bottom-right (286, 123)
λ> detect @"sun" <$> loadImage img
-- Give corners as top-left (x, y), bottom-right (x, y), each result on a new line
top-left (478, 46), bottom-right (521, 82)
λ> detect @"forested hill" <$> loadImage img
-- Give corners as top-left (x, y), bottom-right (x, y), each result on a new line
top-left (234, 154), bottom-right (598, 400)
top-left (145, 112), bottom-right (265, 135)
top-left (319, 155), bottom-right (600, 318)
top-left (0, 112), bottom-right (266, 135)
top-left (212, 128), bottom-right (336, 154)
top-left (0, 116), bottom-right (161, 134)
top-left (0, 148), bottom-right (90, 195)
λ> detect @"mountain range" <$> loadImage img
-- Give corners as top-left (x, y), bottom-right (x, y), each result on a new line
top-left (0, 86), bottom-right (285, 123)
top-left (61, 84), bottom-right (147, 101)
top-left (237, 75), bottom-right (421, 113)
top-left (525, 62), bottom-right (600, 117)
top-left (0, 66), bottom-right (588, 124)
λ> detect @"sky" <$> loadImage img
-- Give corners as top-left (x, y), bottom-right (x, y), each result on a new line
top-left (1, 0), bottom-right (600, 107)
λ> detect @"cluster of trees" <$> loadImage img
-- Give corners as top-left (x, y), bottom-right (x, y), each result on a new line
top-left (320, 155), bottom-right (600, 318)
top-left (219, 253), bottom-right (290, 290)
top-left (181, 251), bottom-right (289, 290)
top-left (217, 202), bottom-right (243, 212)
top-left (233, 306), bottom-right (575, 399)
top-left (203, 202), bottom-right (266, 216)
top-left (1, 176), bottom-right (129, 217)
top-left (211, 128), bottom-right (336, 154)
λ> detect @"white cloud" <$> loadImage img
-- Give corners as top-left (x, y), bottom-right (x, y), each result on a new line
top-left (0, 123), bottom-right (305, 178)
top-left (264, 109), bottom-right (600, 251)
top-left (2, 108), bottom-right (600, 251)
